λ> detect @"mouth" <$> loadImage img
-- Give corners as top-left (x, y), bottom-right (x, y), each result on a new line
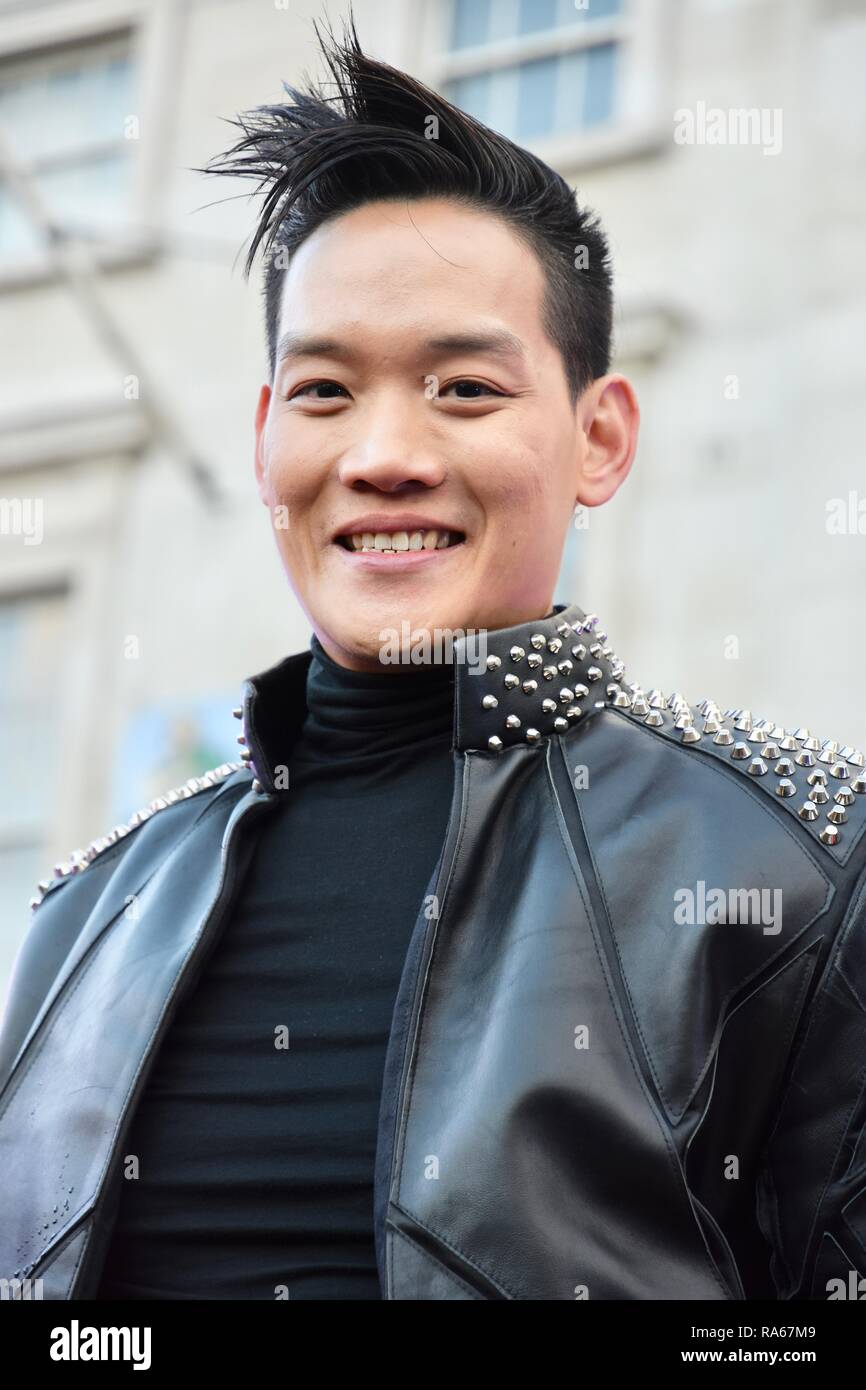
top-left (333, 526), bottom-right (467, 556)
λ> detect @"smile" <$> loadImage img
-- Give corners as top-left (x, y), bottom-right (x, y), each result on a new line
top-left (336, 528), bottom-right (465, 554)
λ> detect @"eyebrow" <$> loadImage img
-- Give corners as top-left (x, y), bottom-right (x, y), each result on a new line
top-left (274, 328), bottom-right (528, 369)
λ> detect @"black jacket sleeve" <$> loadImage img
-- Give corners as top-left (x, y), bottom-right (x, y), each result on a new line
top-left (756, 865), bottom-right (866, 1299)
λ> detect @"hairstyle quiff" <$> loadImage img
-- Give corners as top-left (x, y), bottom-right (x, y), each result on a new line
top-left (205, 8), bottom-right (614, 400)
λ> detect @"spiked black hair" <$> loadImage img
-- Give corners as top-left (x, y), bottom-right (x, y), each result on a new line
top-left (204, 8), bottom-right (614, 400)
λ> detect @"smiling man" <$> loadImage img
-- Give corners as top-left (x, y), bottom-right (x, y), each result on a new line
top-left (253, 193), bottom-right (635, 669)
top-left (1, 16), bottom-right (866, 1304)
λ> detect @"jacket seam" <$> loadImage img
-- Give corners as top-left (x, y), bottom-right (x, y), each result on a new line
top-left (546, 739), bottom-right (732, 1300)
top-left (387, 1215), bottom-right (492, 1299)
top-left (580, 712), bottom-right (834, 1119)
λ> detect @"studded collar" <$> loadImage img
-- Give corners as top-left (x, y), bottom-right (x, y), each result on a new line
top-left (236, 602), bottom-right (623, 791)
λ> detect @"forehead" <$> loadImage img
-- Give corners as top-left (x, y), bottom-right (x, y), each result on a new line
top-left (274, 197), bottom-right (549, 349)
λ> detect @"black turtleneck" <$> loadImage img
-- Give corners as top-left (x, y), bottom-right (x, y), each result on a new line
top-left (95, 636), bottom-right (456, 1300)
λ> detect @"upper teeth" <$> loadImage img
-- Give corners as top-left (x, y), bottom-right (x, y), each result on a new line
top-left (347, 529), bottom-right (457, 552)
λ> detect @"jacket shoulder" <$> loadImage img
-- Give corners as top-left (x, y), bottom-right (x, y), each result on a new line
top-left (28, 760), bottom-right (247, 914)
top-left (609, 683), bottom-right (866, 863)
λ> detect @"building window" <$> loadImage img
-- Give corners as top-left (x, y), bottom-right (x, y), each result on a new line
top-left (443, 0), bottom-right (625, 142)
top-left (0, 30), bottom-right (137, 265)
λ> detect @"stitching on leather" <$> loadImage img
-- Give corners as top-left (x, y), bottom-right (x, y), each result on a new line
top-left (573, 711), bottom-right (834, 1121)
top-left (387, 1217), bottom-right (490, 1299)
top-left (391, 754), bottom-right (473, 1196)
top-left (610, 708), bottom-right (835, 890)
top-left (65, 1219), bottom-right (90, 1294)
top-left (620, 706), bottom-right (866, 868)
top-left (546, 738), bottom-right (731, 1300)
top-left (390, 1200), bottom-right (515, 1298)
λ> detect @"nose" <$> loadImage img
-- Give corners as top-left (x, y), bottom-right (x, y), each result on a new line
top-left (336, 392), bottom-right (447, 493)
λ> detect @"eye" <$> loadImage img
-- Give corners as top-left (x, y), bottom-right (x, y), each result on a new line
top-left (438, 379), bottom-right (506, 399)
top-left (285, 380), bottom-right (351, 401)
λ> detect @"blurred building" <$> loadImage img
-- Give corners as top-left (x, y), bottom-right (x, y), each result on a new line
top-left (0, 0), bottom-right (864, 994)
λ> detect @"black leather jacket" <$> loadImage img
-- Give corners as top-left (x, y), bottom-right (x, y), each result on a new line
top-left (2, 602), bottom-right (866, 1300)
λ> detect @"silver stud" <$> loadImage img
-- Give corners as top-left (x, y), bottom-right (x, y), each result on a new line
top-left (251, 779), bottom-right (263, 794)
top-left (819, 825), bottom-right (840, 846)
top-left (703, 716), bottom-right (721, 734)
top-left (572, 683), bottom-right (589, 699)
top-left (776, 779), bottom-right (796, 798)
top-left (795, 750), bottom-right (815, 767)
top-left (504, 673), bottom-right (519, 690)
top-left (547, 637), bottom-right (562, 654)
top-left (526, 652), bottom-right (543, 669)
top-left (682, 726), bottom-right (701, 744)
top-left (525, 728), bottom-right (541, 744)
top-left (645, 710), bottom-right (664, 727)
top-left (827, 806), bottom-right (847, 825)
top-left (558, 687), bottom-right (574, 705)
top-left (810, 785), bottom-right (829, 804)
top-left (853, 774), bottom-right (866, 794)
top-left (232, 706), bottom-right (243, 719)
top-left (486, 654), bottom-right (501, 671)
top-left (542, 665), bottom-right (558, 681)
top-left (835, 787), bottom-right (855, 806)
top-left (775, 759), bottom-right (795, 776)
top-left (509, 645), bottom-right (525, 662)
top-left (542, 698), bottom-right (557, 714)
top-left (571, 644), bottom-right (586, 661)
top-left (612, 691), bottom-right (632, 709)
top-left (713, 728), bottom-right (734, 746)
top-left (731, 742), bottom-right (750, 760)
top-left (558, 659), bottom-right (574, 676)
top-left (830, 762), bottom-right (849, 780)
top-left (553, 717), bottom-right (569, 732)
top-left (807, 769), bottom-right (828, 786)
top-left (482, 694), bottom-right (498, 710)
top-left (798, 800), bottom-right (819, 821)
top-left (530, 632), bottom-right (546, 650)
top-left (779, 736), bottom-right (799, 751)
top-left (763, 742), bottom-right (781, 760)
top-left (488, 735), bottom-right (504, 753)
top-left (848, 750), bottom-right (865, 767)
top-left (522, 679), bottom-right (538, 695)
top-left (505, 714), bottom-right (521, 730)
top-left (587, 666), bottom-right (603, 682)
top-left (747, 757), bottom-right (768, 776)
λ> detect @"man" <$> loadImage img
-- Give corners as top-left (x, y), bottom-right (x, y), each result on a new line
top-left (1, 17), bottom-right (865, 1302)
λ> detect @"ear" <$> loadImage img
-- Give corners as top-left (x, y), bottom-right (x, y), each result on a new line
top-left (253, 383), bottom-right (272, 505)
top-left (575, 374), bottom-right (639, 508)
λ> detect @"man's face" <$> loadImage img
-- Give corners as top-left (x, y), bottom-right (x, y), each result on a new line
top-left (254, 197), bottom-right (635, 671)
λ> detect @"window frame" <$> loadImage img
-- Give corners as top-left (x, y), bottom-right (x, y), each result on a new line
top-left (0, 0), bottom-right (183, 288)
top-left (419, 0), bottom-right (671, 170)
